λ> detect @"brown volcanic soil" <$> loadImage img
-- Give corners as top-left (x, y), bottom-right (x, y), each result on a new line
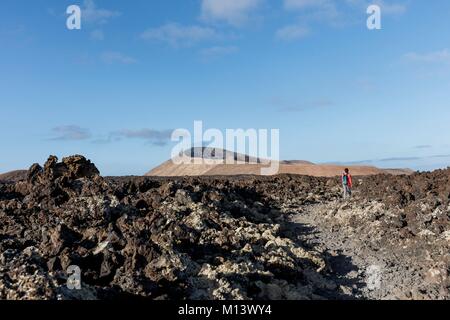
top-left (0, 170), bottom-right (27, 183)
top-left (0, 156), bottom-right (448, 300)
top-left (147, 160), bottom-right (412, 177)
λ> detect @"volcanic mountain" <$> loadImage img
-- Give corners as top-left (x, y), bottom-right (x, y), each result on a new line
top-left (147, 148), bottom-right (412, 177)
top-left (0, 170), bottom-right (27, 182)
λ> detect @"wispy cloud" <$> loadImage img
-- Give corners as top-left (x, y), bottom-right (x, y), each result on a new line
top-left (140, 23), bottom-right (219, 47)
top-left (49, 125), bottom-right (172, 146)
top-left (51, 125), bottom-right (91, 141)
top-left (379, 156), bottom-right (421, 162)
top-left (101, 51), bottom-right (137, 64)
top-left (414, 145), bottom-right (432, 149)
top-left (333, 154), bottom-right (450, 165)
top-left (374, 0), bottom-right (407, 15)
top-left (283, 0), bottom-right (340, 20)
top-left (280, 0), bottom-right (407, 35)
top-left (430, 154), bottom-right (450, 159)
top-left (404, 49), bottom-right (450, 64)
top-left (201, 0), bottom-right (263, 26)
top-left (284, 0), bottom-right (335, 11)
top-left (279, 0), bottom-right (342, 38)
top-left (112, 129), bottom-right (174, 146)
top-left (345, 0), bottom-right (406, 15)
top-left (275, 25), bottom-right (310, 41)
top-left (82, 0), bottom-right (121, 24)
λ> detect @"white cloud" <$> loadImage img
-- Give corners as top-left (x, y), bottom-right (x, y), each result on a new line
top-left (82, 0), bottom-right (121, 24)
top-left (415, 145), bottom-right (432, 149)
top-left (113, 129), bottom-right (173, 146)
top-left (283, 0), bottom-right (340, 24)
top-left (404, 49), bottom-right (450, 64)
top-left (140, 23), bottom-right (219, 47)
top-left (283, 0), bottom-right (406, 23)
top-left (51, 125), bottom-right (91, 141)
top-left (101, 51), bottom-right (137, 64)
top-left (284, 0), bottom-right (333, 10)
top-left (284, 0), bottom-right (338, 16)
top-left (201, 0), bottom-right (262, 26)
top-left (345, 0), bottom-right (406, 15)
top-left (374, 0), bottom-right (406, 15)
top-left (276, 25), bottom-right (309, 41)
top-left (279, 0), bottom-right (407, 39)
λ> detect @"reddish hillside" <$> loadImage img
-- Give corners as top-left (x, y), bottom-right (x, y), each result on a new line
top-left (147, 150), bottom-right (412, 177)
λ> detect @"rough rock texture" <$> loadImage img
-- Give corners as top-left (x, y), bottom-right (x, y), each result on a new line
top-left (0, 170), bottom-right (27, 183)
top-left (0, 156), bottom-right (448, 300)
top-left (282, 173), bottom-right (450, 300)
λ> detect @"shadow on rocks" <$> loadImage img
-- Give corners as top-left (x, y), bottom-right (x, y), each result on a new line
top-left (279, 219), bottom-right (365, 300)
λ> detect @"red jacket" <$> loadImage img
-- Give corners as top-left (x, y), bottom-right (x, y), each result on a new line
top-left (341, 173), bottom-right (353, 188)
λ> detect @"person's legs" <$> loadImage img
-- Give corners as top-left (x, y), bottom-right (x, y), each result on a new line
top-left (343, 185), bottom-right (351, 199)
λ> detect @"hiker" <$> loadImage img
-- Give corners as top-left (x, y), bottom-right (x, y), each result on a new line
top-left (341, 168), bottom-right (353, 199)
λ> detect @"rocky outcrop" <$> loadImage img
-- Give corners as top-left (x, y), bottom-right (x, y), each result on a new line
top-left (0, 156), bottom-right (448, 300)
top-left (0, 156), bottom-right (338, 300)
top-left (27, 155), bottom-right (99, 184)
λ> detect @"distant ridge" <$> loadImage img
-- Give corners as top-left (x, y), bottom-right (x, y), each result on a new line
top-left (147, 148), bottom-right (413, 177)
top-left (0, 170), bottom-right (27, 182)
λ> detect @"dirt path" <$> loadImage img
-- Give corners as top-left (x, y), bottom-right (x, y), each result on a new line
top-left (288, 200), bottom-right (442, 300)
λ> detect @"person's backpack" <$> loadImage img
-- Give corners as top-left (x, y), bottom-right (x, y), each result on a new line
top-left (342, 174), bottom-right (348, 185)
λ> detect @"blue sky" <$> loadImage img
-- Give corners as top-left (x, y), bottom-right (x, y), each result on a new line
top-left (1, 0), bottom-right (450, 175)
